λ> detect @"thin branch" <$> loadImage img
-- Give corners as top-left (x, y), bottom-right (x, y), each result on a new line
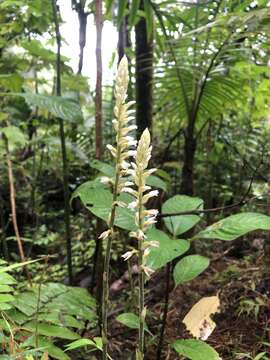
top-left (4, 135), bottom-right (31, 284)
top-left (221, 136), bottom-right (268, 183)
top-left (159, 162), bottom-right (263, 218)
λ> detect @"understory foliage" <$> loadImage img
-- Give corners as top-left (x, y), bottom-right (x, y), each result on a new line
top-left (0, 0), bottom-right (270, 359)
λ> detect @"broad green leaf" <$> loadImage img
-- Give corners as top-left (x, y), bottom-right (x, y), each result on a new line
top-left (116, 313), bottom-right (149, 332)
top-left (73, 182), bottom-right (136, 231)
top-left (195, 212), bottom-right (270, 241)
top-left (172, 339), bottom-right (221, 360)
top-left (91, 159), bottom-right (115, 177)
top-left (146, 175), bottom-right (167, 192)
top-left (146, 228), bottom-right (190, 270)
top-left (173, 255), bottom-right (209, 286)
top-left (71, 179), bottom-right (105, 204)
top-left (162, 195), bottom-right (203, 236)
top-left (8, 93), bottom-right (83, 122)
top-left (24, 322), bottom-right (80, 340)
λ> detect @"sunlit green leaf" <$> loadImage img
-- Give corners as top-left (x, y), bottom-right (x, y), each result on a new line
top-left (172, 339), bottom-right (221, 360)
top-left (162, 195), bottom-right (203, 236)
top-left (195, 213), bottom-right (270, 241)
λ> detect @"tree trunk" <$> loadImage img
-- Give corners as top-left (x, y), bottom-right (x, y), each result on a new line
top-left (135, 1), bottom-right (153, 139)
top-left (77, 6), bottom-right (88, 75)
top-left (180, 123), bottom-right (196, 196)
top-left (52, 0), bottom-right (73, 284)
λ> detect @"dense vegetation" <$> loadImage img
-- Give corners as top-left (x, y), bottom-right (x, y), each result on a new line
top-left (0, 0), bottom-right (270, 359)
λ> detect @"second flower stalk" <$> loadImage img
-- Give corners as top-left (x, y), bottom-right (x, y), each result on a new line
top-left (122, 128), bottom-right (159, 358)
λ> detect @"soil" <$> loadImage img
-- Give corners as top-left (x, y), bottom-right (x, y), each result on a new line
top-left (106, 238), bottom-right (270, 360)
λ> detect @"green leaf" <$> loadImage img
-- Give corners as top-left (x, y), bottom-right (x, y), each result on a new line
top-left (144, 0), bottom-right (154, 40)
top-left (0, 272), bottom-right (16, 285)
top-left (24, 322), bottom-right (80, 340)
top-left (0, 258), bottom-right (43, 274)
top-left (0, 74), bottom-right (23, 92)
top-left (105, 0), bottom-right (114, 14)
top-left (91, 160), bottom-right (115, 177)
top-left (129, 0), bottom-right (141, 27)
top-left (116, 313), bottom-right (150, 333)
top-left (0, 294), bottom-right (14, 303)
top-left (73, 182), bottom-right (136, 231)
top-left (195, 212), bottom-right (270, 241)
top-left (173, 255), bottom-right (209, 286)
top-left (13, 282), bottom-right (96, 324)
top-left (162, 195), bottom-right (203, 236)
top-left (65, 338), bottom-right (101, 351)
top-left (0, 285), bottom-right (13, 293)
top-left (38, 312), bottom-right (83, 329)
top-left (117, 0), bottom-right (128, 27)
top-left (146, 228), bottom-right (190, 270)
top-left (172, 339), bottom-right (221, 360)
top-left (146, 175), bottom-right (167, 192)
top-left (254, 353), bottom-right (267, 360)
top-left (21, 39), bottom-right (59, 63)
top-left (8, 93), bottom-right (83, 122)
top-left (23, 336), bottom-right (71, 360)
top-left (1, 126), bottom-right (27, 146)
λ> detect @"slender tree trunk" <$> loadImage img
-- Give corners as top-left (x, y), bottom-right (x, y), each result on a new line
top-left (0, 192), bottom-right (9, 260)
top-left (52, 0), bottom-right (73, 285)
top-left (118, 12), bottom-right (132, 101)
top-left (135, 1), bottom-right (153, 139)
top-left (71, 0), bottom-right (89, 75)
top-left (71, 1), bottom-right (89, 143)
top-left (180, 122), bottom-right (196, 196)
top-left (118, 16), bottom-right (129, 62)
top-left (77, 9), bottom-right (88, 75)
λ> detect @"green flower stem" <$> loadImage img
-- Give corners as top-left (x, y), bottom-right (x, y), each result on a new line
top-left (138, 172), bottom-right (145, 357)
top-left (102, 136), bottom-right (121, 360)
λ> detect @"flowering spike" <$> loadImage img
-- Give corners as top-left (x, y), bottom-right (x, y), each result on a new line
top-left (101, 55), bottom-right (137, 360)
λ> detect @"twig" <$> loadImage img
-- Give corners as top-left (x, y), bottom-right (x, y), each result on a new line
top-left (4, 135), bottom-right (31, 285)
top-left (159, 161), bottom-right (263, 218)
top-left (156, 263), bottom-right (171, 360)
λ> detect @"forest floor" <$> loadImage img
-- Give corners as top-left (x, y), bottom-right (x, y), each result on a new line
top-left (105, 235), bottom-right (270, 360)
